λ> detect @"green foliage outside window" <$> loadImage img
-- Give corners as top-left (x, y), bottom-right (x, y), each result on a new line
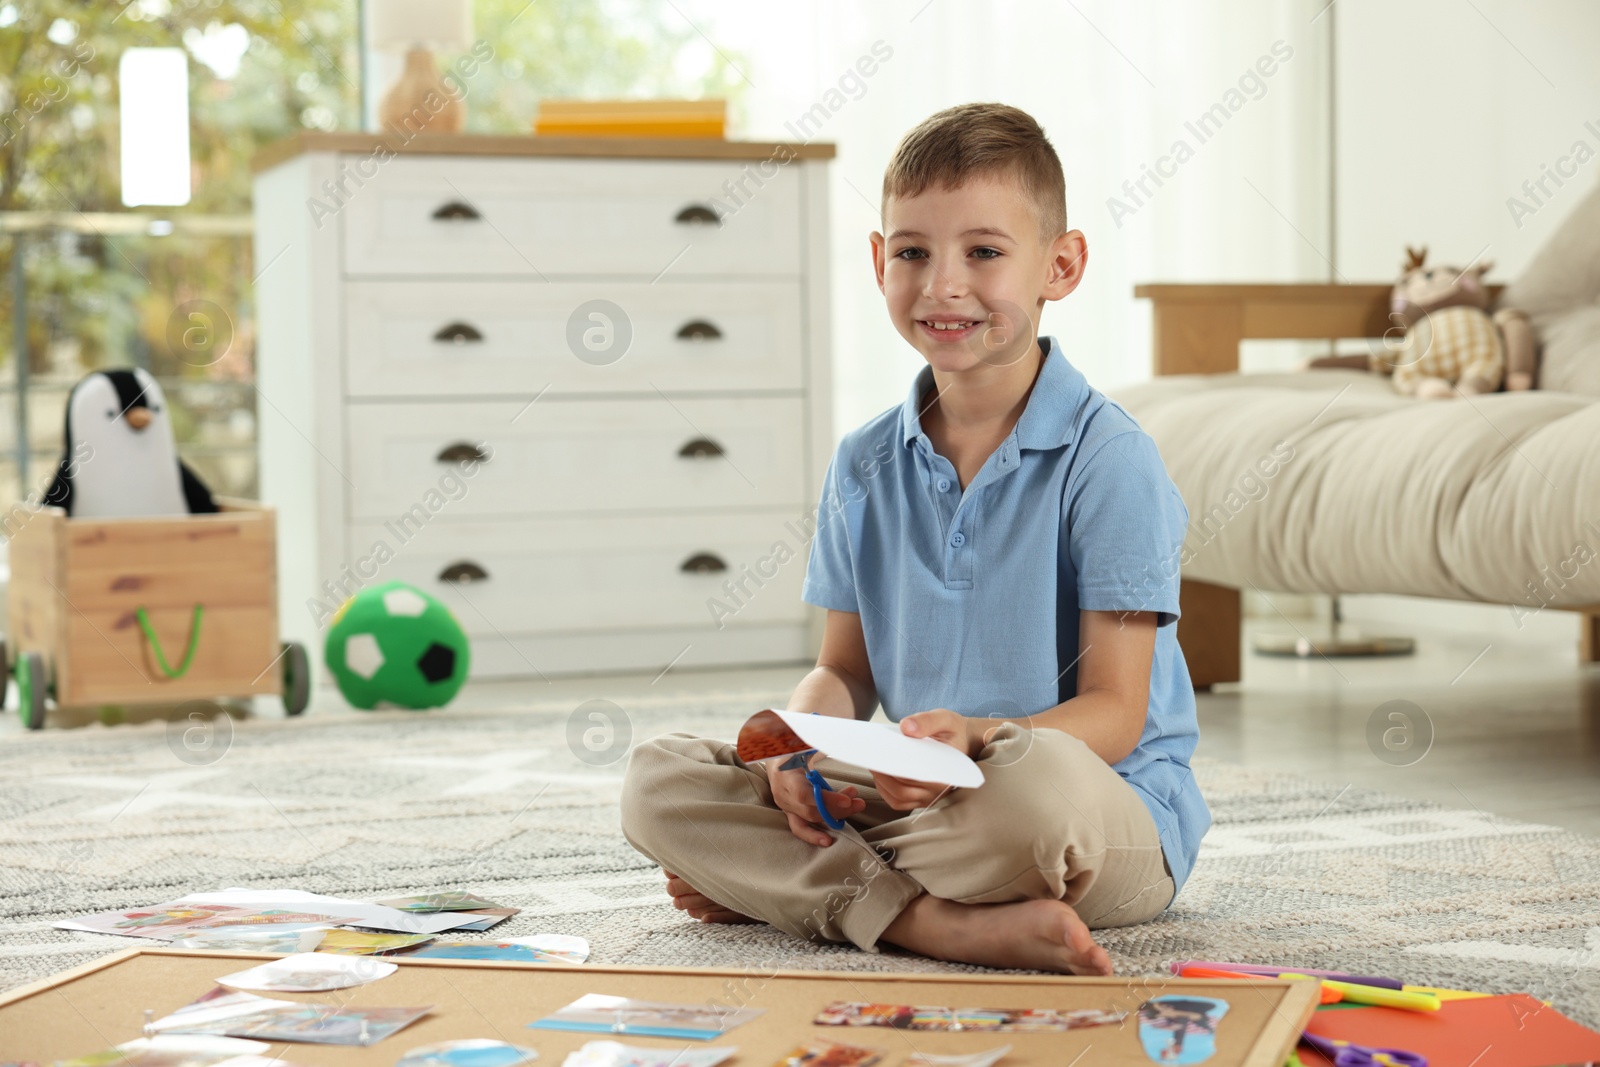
top-left (0, 0), bottom-right (742, 506)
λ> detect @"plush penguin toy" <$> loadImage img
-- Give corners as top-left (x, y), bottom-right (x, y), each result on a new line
top-left (44, 368), bottom-right (218, 518)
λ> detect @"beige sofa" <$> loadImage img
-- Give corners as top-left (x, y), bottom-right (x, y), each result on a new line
top-left (1119, 181), bottom-right (1600, 688)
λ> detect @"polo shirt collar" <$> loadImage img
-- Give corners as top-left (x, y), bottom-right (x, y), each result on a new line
top-left (898, 336), bottom-right (1086, 452)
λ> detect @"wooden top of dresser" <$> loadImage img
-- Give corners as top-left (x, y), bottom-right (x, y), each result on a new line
top-left (253, 131), bottom-right (836, 172)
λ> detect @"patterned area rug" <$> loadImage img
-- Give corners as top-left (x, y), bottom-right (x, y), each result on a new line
top-left (2, 691), bottom-right (1598, 1027)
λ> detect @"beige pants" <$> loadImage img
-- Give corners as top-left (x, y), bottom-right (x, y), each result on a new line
top-left (620, 722), bottom-right (1174, 952)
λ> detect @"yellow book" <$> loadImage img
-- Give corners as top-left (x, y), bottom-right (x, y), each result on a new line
top-left (534, 99), bottom-right (726, 139)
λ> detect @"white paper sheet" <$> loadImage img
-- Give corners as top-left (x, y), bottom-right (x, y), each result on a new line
top-left (114, 1036), bottom-right (269, 1056)
top-left (178, 888), bottom-right (481, 934)
top-left (561, 1041), bottom-right (736, 1067)
top-left (216, 951), bottom-right (397, 992)
top-left (774, 710), bottom-right (984, 788)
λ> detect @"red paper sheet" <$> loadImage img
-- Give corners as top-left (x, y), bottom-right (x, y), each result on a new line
top-left (1300, 994), bottom-right (1600, 1067)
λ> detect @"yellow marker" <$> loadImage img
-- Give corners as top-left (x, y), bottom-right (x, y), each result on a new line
top-left (1404, 984), bottom-right (1489, 1001)
top-left (1281, 973), bottom-right (1441, 1012)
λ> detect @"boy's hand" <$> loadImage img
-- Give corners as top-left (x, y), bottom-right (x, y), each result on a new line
top-left (872, 709), bottom-right (982, 811)
top-left (765, 753), bottom-right (867, 847)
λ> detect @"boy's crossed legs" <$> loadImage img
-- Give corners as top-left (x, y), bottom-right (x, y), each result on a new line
top-left (620, 722), bottom-right (1172, 974)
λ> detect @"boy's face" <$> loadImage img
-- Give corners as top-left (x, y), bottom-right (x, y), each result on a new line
top-left (872, 173), bottom-right (1087, 374)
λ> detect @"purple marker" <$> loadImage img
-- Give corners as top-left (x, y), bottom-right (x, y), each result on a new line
top-left (1170, 960), bottom-right (1404, 990)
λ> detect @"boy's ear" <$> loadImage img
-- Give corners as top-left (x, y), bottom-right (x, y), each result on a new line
top-left (1043, 229), bottom-right (1088, 301)
top-left (870, 231), bottom-right (888, 293)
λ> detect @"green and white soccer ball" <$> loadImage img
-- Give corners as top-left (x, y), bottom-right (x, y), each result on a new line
top-left (324, 581), bottom-right (471, 710)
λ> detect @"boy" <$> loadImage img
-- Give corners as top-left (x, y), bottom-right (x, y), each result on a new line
top-left (620, 103), bottom-right (1208, 975)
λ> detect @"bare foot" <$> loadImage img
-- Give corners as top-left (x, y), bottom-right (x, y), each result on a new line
top-left (880, 893), bottom-right (1112, 975)
top-left (663, 870), bottom-right (761, 925)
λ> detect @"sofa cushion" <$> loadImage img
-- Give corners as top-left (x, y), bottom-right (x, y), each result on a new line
top-left (1115, 372), bottom-right (1600, 606)
top-left (1501, 177), bottom-right (1600, 329)
top-left (1534, 304), bottom-right (1600, 397)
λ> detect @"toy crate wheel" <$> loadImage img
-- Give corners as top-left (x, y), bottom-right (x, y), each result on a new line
top-left (15, 651), bottom-right (46, 731)
top-left (280, 641), bottom-right (310, 717)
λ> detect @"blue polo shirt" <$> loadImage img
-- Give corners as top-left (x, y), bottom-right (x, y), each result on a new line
top-left (801, 337), bottom-right (1209, 893)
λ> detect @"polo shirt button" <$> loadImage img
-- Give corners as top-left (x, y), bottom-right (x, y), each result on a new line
top-left (950, 531), bottom-right (965, 547)
top-left (937, 478), bottom-right (951, 492)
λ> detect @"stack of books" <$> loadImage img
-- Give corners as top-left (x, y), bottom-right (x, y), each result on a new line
top-left (534, 98), bottom-right (726, 139)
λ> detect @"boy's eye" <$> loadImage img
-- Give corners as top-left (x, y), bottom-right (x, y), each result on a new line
top-left (971, 247), bottom-right (1001, 259)
top-left (893, 247), bottom-right (926, 261)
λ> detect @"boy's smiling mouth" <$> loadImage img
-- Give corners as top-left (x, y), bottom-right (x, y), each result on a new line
top-left (917, 315), bottom-right (983, 341)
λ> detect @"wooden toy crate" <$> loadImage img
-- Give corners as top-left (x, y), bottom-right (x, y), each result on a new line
top-left (4, 499), bottom-right (309, 728)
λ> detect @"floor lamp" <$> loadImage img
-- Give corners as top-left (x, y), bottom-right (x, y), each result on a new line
top-left (1253, 3), bottom-right (1414, 661)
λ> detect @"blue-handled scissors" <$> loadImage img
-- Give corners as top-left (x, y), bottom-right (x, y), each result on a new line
top-left (1301, 1032), bottom-right (1427, 1067)
top-left (778, 751), bottom-right (847, 829)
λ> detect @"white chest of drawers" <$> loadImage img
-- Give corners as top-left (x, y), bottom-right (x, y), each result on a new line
top-left (252, 134), bottom-right (833, 678)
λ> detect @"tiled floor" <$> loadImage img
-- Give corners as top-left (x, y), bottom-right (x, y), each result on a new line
top-left (1201, 617), bottom-right (1600, 835)
top-left (13, 614), bottom-right (1600, 836)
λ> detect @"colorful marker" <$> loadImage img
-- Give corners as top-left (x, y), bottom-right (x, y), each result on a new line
top-left (1170, 961), bottom-right (1404, 990)
top-left (1403, 984), bottom-right (1490, 1001)
top-left (1282, 974), bottom-right (1441, 1013)
top-left (1177, 966), bottom-right (1342, 1005)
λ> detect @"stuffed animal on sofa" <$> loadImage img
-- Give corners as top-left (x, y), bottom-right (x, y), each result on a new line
top-left (1308, 247), bottom-right (1539, 397)
top-left (1372, 247), bottom-right (1537, 398)
top-left (43, 368), bottom-right (219, 518)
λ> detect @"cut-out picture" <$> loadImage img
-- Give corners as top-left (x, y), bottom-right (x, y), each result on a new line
top-left (379, 891), bottom-right (504, 913)
top-left (773, 1039), bottom-right (883, 1067)
top-left (1137, 996), bottom-right (1230, 1065)
top-left (57, 902), bottom-right (339, 941)
top-left (815, 1001), bottom-right (1124, 1033)
top-left (396, 1038), bottom-right (540, 1067)
top-left (399, 935), bottom-right (588, 964)
top-left (175, 926), bottom-right (329, 954)
top-left (315, 929), bottom-right (433, 955)
top-left (114, 908), bottom-right (223, 931)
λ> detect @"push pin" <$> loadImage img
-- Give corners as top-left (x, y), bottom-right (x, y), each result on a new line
top-left (360, 1018), bottom-right (371, 1045)
top-left (143, 1008), bottom-right (155, 1036)
top-left (613, 1007), bottom-right (628, 1033)
top-left (948, 1006), bottom-right (963, 1032)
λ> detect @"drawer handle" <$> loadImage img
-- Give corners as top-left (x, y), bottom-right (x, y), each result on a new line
top-left (675, 320), bottom-right (723, 342)
top-left (677, 436), bottom-right (725, 460)
top-left (673, 203), bottom-right (722, 227)
top-left (680, 552), bottom-right (728, 574)
top-left (433, 321), bottom-right (485, 344)
top-left (432, 200), bottom-right (482, 221)
top-left (439, 561), bottom-right (489, 584)
top-left (436, 442), bottom-right (488, 464)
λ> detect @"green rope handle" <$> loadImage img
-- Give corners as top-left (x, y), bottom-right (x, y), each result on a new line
top-left (135, 604), bottom-right (204, 679)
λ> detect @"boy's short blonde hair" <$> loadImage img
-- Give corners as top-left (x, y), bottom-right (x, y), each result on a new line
top-left (882, 103), bottom-right (1068, 238)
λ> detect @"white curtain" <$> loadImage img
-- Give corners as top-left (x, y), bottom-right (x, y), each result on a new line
top-left (1334, 0), bottom-right (1600, 282)
top-left (702, 0), bottom-right (1334, 432)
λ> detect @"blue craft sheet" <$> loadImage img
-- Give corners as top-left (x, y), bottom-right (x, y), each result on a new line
top-left (404, 943), bottom-right (548, 962)
top-left (396, 1040), bottom-right (539, 1067)
top-left (527, 1018), bottom-right (722, 1041)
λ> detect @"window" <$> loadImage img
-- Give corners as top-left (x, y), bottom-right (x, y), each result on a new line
top-left (0, 0), bottom-right (742, 511)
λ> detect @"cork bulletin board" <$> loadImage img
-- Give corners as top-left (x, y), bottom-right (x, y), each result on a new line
top-left (0, 948), bottom-right (1319, 1066)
